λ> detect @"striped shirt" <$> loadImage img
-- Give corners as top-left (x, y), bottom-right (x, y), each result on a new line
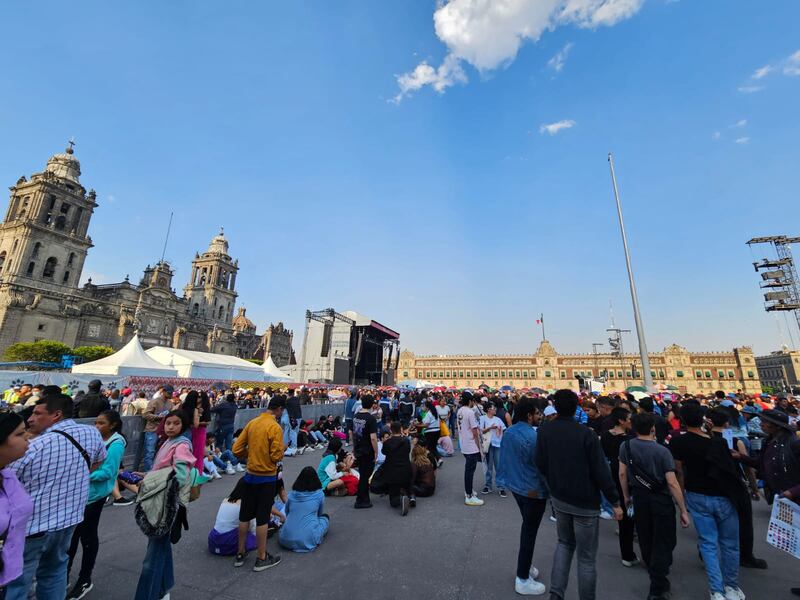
top-left (12, 419), bottom-right (107, 535)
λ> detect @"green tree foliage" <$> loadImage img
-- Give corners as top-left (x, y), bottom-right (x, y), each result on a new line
top-left (72, 345), bottom-right (115, 363)
top-left (2, 340), bottom-right (73, 363)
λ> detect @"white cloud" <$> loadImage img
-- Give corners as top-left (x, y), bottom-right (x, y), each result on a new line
top-left (737, 85), bottom-right (763, 94)
top-left (393, 54), bottom-right (466, 102)
top-left (735, 136), bottom-right (750, 145)
top-left (784, 50), bottom-right (800, 76)
top-left (547, 42), bottom-right (574, 72)
top-left (730, 119), bottom-right (747, 128)
top-left (712, 131), bottom-right (721, 140)
top-left (540, 119), bottom-right (576, 135)
top-left (751, 65), bottom-right (773, 80)
top-left (394, 0), bottom-right (645, 101)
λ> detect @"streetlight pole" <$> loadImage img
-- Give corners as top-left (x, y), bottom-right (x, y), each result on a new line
top-left (608, 153), bottom-right (654, 390)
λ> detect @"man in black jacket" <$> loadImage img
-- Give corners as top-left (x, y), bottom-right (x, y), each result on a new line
top-left (76, 379), bottom-right (109, 418)
top-left (211, 393), bottom-right (239, 452)
top-left (535, 389), bottom-right (622, 600)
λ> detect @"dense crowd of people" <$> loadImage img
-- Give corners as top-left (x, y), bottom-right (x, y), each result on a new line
top-left (1, 379), bottom-right (799, 600)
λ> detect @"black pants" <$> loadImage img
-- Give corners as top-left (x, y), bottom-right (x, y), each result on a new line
top-left (614, 479), bottom-right (636, 562)
top-left (512, 494), bottom-right (547, 580)
top-left (356, 454), bottom-right (374, 504)
top-left (424, 430), bottom-right (440, 462)
top-left (388, 481), bottom-right (410, 507)
top-left (632, 489), bottom-right (676, 597)
top-left (463, 452), bottom-right (481, 496)
top-left (68, 498), bottom-right (106, 583)
top-left (737, 497), bottom-right (756, 561)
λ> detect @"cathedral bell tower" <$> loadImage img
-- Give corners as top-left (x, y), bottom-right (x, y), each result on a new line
top-left (183, 228), bottom-right (238, 330)
top-left (0, 142), bottom-right (96, 289)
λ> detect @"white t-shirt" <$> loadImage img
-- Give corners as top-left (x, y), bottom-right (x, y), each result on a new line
top-left (436, 405), bottom-right (451, 421)
top-left (480, 415), bottom-right (506, 447)
top-left (457, 406), bottom-right (480, 455)
top-left (214, 501), bottom-right (254, 534)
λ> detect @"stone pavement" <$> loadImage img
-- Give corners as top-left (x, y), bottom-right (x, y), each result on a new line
top-left (77, 450), bottom-right (797, 600)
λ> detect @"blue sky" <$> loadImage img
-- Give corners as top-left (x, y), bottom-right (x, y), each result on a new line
top-left (1, 1), bottom-right (798, 357)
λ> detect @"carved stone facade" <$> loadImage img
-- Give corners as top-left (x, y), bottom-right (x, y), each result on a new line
top-left (398, 341), bottom-right (763, 394)
top-left (254, 322), bottom-right (294, 367)
top-left (0, 145), bottom-right (269, 358)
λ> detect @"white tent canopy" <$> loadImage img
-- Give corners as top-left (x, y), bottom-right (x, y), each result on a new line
top-left (145, 346), bottom-right (264, 381)
top-left (72, 335), bottom-right (179, 377)
top-left (396, 378), bottom-right (436, 390)
top-left (262, 356), bottom-right (293, 382)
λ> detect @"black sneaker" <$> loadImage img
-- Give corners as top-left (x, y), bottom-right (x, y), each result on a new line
top-left (401, 495), bottom-right (409, 516)
top-left (253, 553), bottom-right (281, 572)
top-left (112, 497), bottom-right (133, 507)
top-left (481, 486), bottom-right (491, 495)
top-left (66, 580), bottom-right (93, 600)
top-left (409, 495), bottom-right (417, 507)
top-left (234, 552), bottom-right (247, 567)
top-left (354, 501), bottom-right (373, 509)
top-left (740, 556), bottom-right (768, 569)
top-left (499, 489), bottom-right (507, 498)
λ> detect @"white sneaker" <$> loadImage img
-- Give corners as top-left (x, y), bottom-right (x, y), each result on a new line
top-left (515, 577), bottom-right (546, 595)
top-left (599, 510), bottom-right (613, 520)
top-left (465, 494), bottom-right (484, 506)
top-left (711, 593), bottom-right (726, 600)
top-left (529, 567), bottom-right (539, 580)
top-left (724, 587), bottom-right (745, 600)
top-left (214, 471), bottom-right (223, 479)
top-left (225, 464), bottom-right (236, 475)
top-left (235, 464), bottom-right (245, 473)
top-left (549, 515), bottom-right (557, 522)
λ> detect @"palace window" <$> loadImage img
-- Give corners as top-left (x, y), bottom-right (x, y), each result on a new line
top-left (493, 371), bottom-right (499, 378)
top-left (617, 371), bottom-right (623, 378)
top-left (658, 370), bottom-right (665, 378)
top-left (446, 371), bottom-right (451, 377)
top-left (459, 371), bottom-right (464, 377)
top-left (480, 371), bottom-right (485, 378)
top-left (560, 371), bottom-right (566, 378)
top-left (500, 371), bottom-right (506, 377)
top-left (67, 252), bottom-right (74, 266)
top-left (728, 370), bottom-right (735, 378)
top-left (718, 370), bottom-right (725, 378)
top-left (747, 371), bottom-right (754, 378)
top-left (705, 371), bottom-right (712, 378)
top-left (0, 252), bottom-right (5, 273)
top-left (626, 371), bottom-right (632, 378)
top-left (516, 370), bottom-right (521, 378)
top-left (32, 242), bottom-right (42, 258)
top-left (62, 271), bottom-right (70, 284)
top-left (192, 303), bottom-right (199, 316)
top-left (545, 371), bottom-right (552, 377)
top-left (650, 370), bottom-right (656, 377)
top-left (27, 261), bottom-right (35, 275)
top-left (695, 370), bottom-right (703, 378)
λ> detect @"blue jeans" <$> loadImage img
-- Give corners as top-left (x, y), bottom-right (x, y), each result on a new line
top-left (142, 431), bottom-right (158, 472)
top-left (484, 445), bottom-right (501, 490)
top-left (550, 509), bottom-right (599, 600)
top-left (310, 430), bottom-right (326, 444)
top-left (216, 426), bottom-right (234, 452)
top-left (134, 534), bottom-right (173, 600)
top-left (6, 525), bottom-right (76, 600)
top-left (685, 491), bottom-right (739, 594)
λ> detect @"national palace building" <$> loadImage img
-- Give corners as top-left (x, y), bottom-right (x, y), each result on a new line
top-left (398, 340), bottom-right (764, 395)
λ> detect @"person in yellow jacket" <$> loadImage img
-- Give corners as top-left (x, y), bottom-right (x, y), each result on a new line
top-left (232, 395), bottom-right (286, 572)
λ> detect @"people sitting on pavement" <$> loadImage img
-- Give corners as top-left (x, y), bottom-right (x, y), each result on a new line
top-left (278, 467), bottom-right (330, 553)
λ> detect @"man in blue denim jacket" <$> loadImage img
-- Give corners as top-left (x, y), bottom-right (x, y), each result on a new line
top-left (497, 397), bottom-right (549, 596)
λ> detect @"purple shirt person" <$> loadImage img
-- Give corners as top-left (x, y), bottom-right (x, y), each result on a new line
top-left (0, 413), bottom-right (34, 586)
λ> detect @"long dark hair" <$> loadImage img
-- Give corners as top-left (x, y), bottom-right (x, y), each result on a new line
top-left (292, 466), bottom-right (322, 492)
top-left (227, 478), bottom-right (248, 503)
top-left (324, 437), bottom-right (342, 457)
top-left (198, 391), bottom-right (211, 422)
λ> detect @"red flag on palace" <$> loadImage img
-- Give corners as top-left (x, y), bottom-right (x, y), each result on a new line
top-left (536, 319), bottom-right (541, 324)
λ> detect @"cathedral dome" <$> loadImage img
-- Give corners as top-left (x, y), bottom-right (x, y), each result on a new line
top-left (206, 227), bottom-right (229, 255)
top-left (44, 142), bottom-right (81, 184)
top-left (232, 307), bottom-right (256, 332)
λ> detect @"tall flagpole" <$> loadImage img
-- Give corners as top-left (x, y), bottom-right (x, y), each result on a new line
top-left (608, 153), bottom-right (653, 390)
top-left (540, 313), bottom-right (546, 342)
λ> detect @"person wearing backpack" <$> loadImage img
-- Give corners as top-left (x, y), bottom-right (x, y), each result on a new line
top-left (619, 412), bottom-right (690, 600)
top-left (66, 410), bottom-right (127, 600)
top-left (133, 410), bottom-right (198, 600)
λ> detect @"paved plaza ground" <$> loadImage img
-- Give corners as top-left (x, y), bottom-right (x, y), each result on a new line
top-left (78, 450), bottom-right (797, 600)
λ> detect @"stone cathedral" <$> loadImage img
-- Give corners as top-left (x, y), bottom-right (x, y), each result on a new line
top-left (0, 143), bottom-right (291, 361)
